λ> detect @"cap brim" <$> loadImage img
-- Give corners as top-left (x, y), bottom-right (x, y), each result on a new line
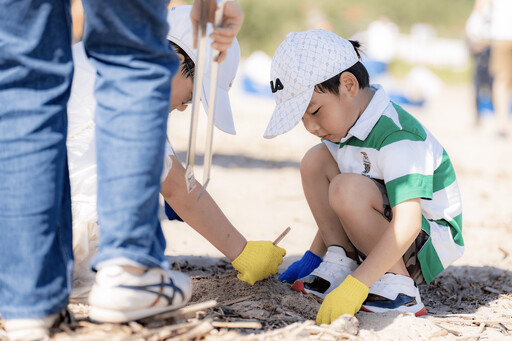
top-left (166, 5), bottom-right (238, 135)
top-left (263, 87), bottom-right (314, 138)
top-left (201, 75), bottom-right (236, 135)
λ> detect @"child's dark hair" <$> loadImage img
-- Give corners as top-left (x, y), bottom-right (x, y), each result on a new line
top-left (314, 40), bottom-right (369, 95)
top-left (169, 41), bottom-right (195, 79)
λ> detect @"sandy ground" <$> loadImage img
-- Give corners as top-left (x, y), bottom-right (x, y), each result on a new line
top-left (162, 81), bottom-right (512, 340)
top-left (1, 82), bottom-right (511, 340)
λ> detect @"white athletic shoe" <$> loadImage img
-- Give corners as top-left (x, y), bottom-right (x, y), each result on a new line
top-left (361, 273), bottom-right (427, 316)
top-left (292, 246), bottom-right (358, 299)
top-left (88, 265), bottom-right (191, 323)
top-left (3, 313), bottom-right (59, 341)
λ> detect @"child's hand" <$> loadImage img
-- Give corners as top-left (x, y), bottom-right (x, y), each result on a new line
top-left (316, 275), bottom-right (369, 325)
top-left (190, 0), bottom-right (244, 63)
top-left (232, 241), bottom-right (286, 285)
top-left (278, 250), bottom-right (322, 283)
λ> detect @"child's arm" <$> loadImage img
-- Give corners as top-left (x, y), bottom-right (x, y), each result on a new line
top-left (317, 198), bottom-right (422, 324)
top-left (161, 155), bottom-right (246, 261)
top-left (161, 155), bottom-right (285, 286)
top-left (352, 198), bottom-right (422, 287)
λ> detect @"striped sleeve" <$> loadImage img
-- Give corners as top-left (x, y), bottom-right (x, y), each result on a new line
top-left (378, 130), bottom-right (434, 207)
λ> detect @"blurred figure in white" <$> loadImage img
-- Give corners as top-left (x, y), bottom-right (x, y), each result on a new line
top-left (362, 17), bottom-right (399, 83)
top-left (465, 0), bottom-right (493, 125)
top-left (366, 17), bottom-right (399, 66)
top-left (489, 0), bottom-right (512, 137)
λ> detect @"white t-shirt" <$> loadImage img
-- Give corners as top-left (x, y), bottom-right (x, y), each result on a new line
top-left (489, 0), bottom-right (512, 41)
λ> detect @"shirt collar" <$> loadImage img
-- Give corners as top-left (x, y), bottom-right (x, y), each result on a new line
top-left (339, 84), bottom-right (390, 143)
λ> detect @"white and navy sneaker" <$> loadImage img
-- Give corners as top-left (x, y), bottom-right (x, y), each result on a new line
top-left (361, 273), bottom-right (427, 316)
top-left (292, 246), bottom-right (358, 299)
top-left (88, 265), bottom-right (191, 323)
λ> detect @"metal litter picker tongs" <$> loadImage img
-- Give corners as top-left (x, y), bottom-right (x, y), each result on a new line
top-left (185, 0), bottom-right (228, 199)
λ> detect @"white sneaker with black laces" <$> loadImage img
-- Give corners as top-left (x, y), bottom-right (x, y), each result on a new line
top-left (292, 246), bottom-right (358, 299)
top-left (88, 265), bottom-right (191, 323)
top-left (361, 273), bottom-right (427, 316)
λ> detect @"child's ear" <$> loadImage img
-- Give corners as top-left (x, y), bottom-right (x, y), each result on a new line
top-left (177, 53), bottom-right (185, 64)
top-left (338, 72), bottom-right (359, 97)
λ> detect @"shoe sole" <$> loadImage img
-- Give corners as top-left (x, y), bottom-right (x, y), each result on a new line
top-left (291, 280), bottom-right (327, 299)
top-left (89, 301), bottom-right (188, 323)
top-left (4, 328), bottom-right (49, 341)
top-left (360, 304), bottom-right (427, 317)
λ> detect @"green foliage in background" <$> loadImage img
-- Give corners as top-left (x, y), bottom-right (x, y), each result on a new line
top-left (182, 0), bottom-right (475, 83)
top-left (238, 0), bottom-right (474, 83)
top-left (238, 0), bottom-right (473, 57)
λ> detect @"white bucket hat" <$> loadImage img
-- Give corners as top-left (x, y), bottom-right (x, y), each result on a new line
top-left (167, 5), bottom-right (240, 135)
top-left (263, 29), bottom-right (359, 138)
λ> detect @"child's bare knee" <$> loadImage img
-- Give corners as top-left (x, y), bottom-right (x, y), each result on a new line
top-left (300, 144), bottom-right (323, 173)
top-left (328, 174), bottom-right (358, 212)
top-left (300, 144), bottom-right (335, 178)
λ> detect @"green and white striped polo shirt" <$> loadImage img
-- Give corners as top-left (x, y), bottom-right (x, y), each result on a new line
top-left (323, 85), bottom-right (463, 284)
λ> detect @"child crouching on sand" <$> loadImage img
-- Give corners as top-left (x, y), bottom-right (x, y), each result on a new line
top-left (264, 29), bottom-right (463, 324)
top-left (67, 6), bottom-right (285, 308)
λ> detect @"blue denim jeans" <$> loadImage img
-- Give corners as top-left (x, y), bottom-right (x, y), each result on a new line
top-left (0, 0), bottom-right (177, 319)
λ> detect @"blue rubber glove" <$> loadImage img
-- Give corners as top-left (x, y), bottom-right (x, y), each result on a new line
top-left (278, 250), bottom-right (322, 283)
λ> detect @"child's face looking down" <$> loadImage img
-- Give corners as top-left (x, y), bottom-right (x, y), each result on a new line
top-left (170, 53), bottom-right (194, 112)
top-left (301, 73), bottom-right (361, 143)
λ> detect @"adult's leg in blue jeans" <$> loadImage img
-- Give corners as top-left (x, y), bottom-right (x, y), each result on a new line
top-left (81, 0), bottom-right (179, 269)
top-left (0, 0), bottom-right (74, 319)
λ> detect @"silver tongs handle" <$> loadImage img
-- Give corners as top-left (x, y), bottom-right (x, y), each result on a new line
top-left (198, 0), bottom-right (227, 199)
top-left (184, 0), bottom-right (210, 194)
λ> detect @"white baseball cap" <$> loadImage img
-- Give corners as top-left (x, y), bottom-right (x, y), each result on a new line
top-left (263, 29), bottom-right (359, 138)
top-left (167, 5), bottom-right (240, 135)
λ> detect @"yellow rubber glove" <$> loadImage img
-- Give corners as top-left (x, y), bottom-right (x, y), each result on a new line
top-left (231, 241), bottom-right (286, 285)
top-left (316, 275), bottom-right (369, 325)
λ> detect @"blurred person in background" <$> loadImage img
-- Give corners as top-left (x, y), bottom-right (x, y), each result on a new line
top-left (0, 1), bottom-right (243, 340)
top-left (489, 0), bottom-right (512, 138)
top-left (365, 16), bottom-right (399, 79)
top-left (465, 0), bottom-right (493, 125)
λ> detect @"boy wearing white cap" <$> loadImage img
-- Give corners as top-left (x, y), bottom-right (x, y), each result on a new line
top-left (160, 6), bottom-right (285, 285)
top-left (68, 5), bottom-right (285, 322)
top-left (264, 29), bottom-right (463, 324)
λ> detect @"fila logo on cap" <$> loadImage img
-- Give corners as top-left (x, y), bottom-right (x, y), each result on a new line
top-left (270, 78), bottom-right (284, 93)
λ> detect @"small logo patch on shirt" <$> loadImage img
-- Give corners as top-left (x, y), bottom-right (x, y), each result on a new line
top-left (361, 151), bottom-right (371, 175)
